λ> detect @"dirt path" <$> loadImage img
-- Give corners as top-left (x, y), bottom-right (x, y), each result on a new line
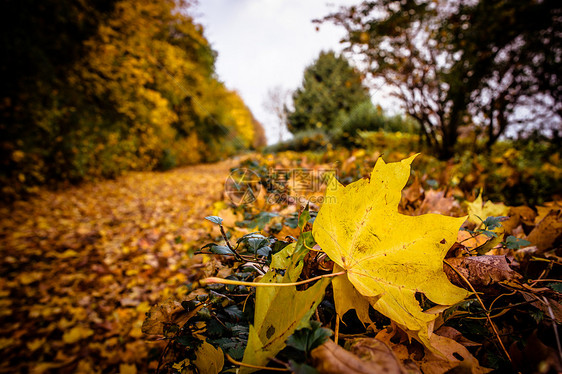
top-left (0, 160), bottom-right (238, 373)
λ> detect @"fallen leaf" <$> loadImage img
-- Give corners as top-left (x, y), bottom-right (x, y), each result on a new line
top-left (119, 363), bottom-right (137, 374)
top-left (433, 326), bottom-right (480, 348)
top-left (402, 177), bottom-right (423, 204)
top-left (311, 339), bottom-right (407, 374)
top-left (466, 192), bottom-right (509, 226)
top-left (375, 325), bottom-right (490, 374)
top-left (142, 297), bottom-right (203, 337)
top-left (331, 264), bottom-right (373, 326)
top-left (418, 190), bottom-right (462, 216)
top-left (193, 341), bottom-right (224, 374)
top-left (62, 325), bottom-right (94, 344)
top-left (421, 334), bottom-right (490, 374)
top-left (313, 154), bottom-right (468, 353)
top-left (445, 255), bottom-right (522, 290)
top-left (526, 209), bottom-right (562, 252)
top-left (241, 242), bottom-right (330, 373)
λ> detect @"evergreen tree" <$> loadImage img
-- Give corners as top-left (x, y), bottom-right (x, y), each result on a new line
top-left (286, 51), bottom-right (370, 134)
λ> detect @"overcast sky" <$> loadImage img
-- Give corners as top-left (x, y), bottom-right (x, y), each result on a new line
top-left (194, 0), bottom-right (359, 144)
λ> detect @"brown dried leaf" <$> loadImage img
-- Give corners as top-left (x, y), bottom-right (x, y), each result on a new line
top-left (374, 325), bottom-right (490, 374)
top-left (418, 190), bottom-right (462, 216)
top-left (445, 255), bottom-right (522, 290)
top-left (420, 334), bottom-right (491, 374)
top-left (142, 298), bottom-right (203, 336)
top-left (526, 209), bottom-right (562, 252)
top-left (433, 326), bottom-right (481, 348)
top-left (402, 177), bottom-right (423, 204)
top-left (311, 339), bottom-right (407, 374)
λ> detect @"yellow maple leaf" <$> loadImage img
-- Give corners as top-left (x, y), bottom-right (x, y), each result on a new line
top-left (313, 154), bottom-right (468, 351)
top-left (466, 191), bottom-right (509, 225)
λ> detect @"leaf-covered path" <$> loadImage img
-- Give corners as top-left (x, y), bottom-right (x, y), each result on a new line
top-left (0, 160), bottom-right (238, 373)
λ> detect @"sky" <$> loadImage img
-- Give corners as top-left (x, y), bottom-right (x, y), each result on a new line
top-left (194, 0), bottom-right (362, 144)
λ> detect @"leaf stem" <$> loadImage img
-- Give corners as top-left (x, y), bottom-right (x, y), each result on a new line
top-left (202, 271), bottom-right (345, 288)
top-left (444, 259), bottom-right (512, 364)
top-left (225, 353), bottom-right (289, 371)
top-left (218, 223), bottom-right (244, 262)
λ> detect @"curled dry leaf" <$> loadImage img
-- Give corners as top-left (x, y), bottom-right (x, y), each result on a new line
top-left (142, 297), bottom-right (204, 337)
top-left (311, 339), bottom-right (407, 374)
top-left (444, 255), bottom-right (522, 291)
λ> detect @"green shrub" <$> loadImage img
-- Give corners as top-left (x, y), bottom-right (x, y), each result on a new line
top-left (266, 129), bottom-right (330, 153)
top-left (332, 101), bottom-right (419, 146)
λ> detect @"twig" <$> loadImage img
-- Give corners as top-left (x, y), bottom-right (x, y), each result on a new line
top-left (202, 271), bottom-right (345, 288)
top-left (225, 353), bottom-right (289, 371)
top-left (529, 279), bottom-right (562, 283)
top-left (195, 251), bottom-right (269, 264)
top-left (218, 223), bottom-right (244, 262)
top-left (444, 259), bottom-right (512, 363)
top-left (466, 308), bottom-right (510, 320)
top-left (542, 296), bottom-right (562, 365)
top-left (334, 314), bottom-right (340, 344)
top-left (489, 291), bottom-right (517, 310)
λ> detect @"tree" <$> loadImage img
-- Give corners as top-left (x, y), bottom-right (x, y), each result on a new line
top-left (445, 0), bottom-right (562, 149)
top-left (0, 0), bottom-right (265, 199)
top-left (286, 50), bottom-right (370, 134)
top-left (263, 86), bottom-right (291, 143)
top-left (320, 0), bottom-right (561, 159)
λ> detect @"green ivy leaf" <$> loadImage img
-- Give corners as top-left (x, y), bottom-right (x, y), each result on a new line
top-left (286, 321), bottom-right (332, 353)
top-left (503, 236), bottom-right (531, 250)
top-left (482, 216), bottom-right (504, 230)
top-left (209, 245), bottom-right (234, 255)
top-left (205, 216), bottom-right (224, 225)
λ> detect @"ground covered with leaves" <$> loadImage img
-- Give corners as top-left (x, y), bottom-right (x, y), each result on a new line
top-left (0, 160), bottom-right (241, 373)
top-left (1, 151), bottom-right (561, 374)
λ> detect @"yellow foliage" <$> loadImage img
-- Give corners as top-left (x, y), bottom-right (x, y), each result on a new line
top-left (466, 192), bottom-right (509, 225)
top-left (62, 325), bottom-right (94, 344)
top-left (242, 243), bottom-right (330, 373)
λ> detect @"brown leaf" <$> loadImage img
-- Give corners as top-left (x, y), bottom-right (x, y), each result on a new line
top-left (402, 177), bottom-right (423, 204)
top-left (374, 325), bottom-right (490, 374)
top-left (418, 190), bottom-right (462, 216)
top-left (526, 209), bottom-right (562, 252)
top-left (141, 298), bottom-right (203, 336)
top-left (509, 206), bottom-right (537, 226)
top-left (311, 339), bottom-right (407, 374)
top-left (445, 255), bottom-right (522, 290)
top-left (433, 326), bottom-right (481, 348)
top-left (421, 334), bottom-right (491, 374)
